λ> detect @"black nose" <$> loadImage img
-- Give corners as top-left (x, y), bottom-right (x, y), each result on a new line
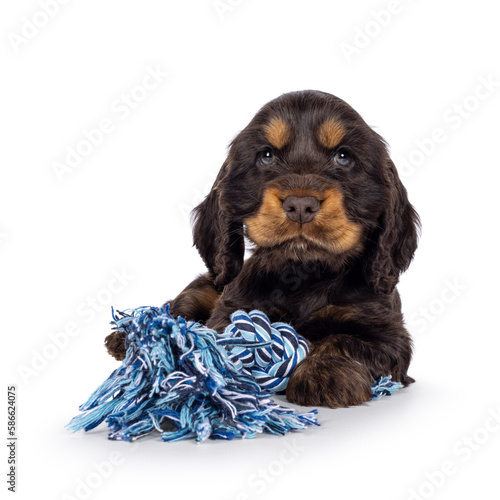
top-left (282, 195), bottom-right (321, 223)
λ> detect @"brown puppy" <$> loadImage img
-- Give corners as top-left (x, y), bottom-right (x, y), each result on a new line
top-left (106, 90), bottom-right (420, 408)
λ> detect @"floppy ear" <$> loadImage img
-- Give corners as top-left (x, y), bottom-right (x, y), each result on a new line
top-left (191, 160), bottom-right (245, 288)
top-left (364, 158), bottom-right (420, 295)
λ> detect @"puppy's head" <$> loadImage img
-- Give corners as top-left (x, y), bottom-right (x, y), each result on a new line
top-left (193, 90), bottom-right (419, 293)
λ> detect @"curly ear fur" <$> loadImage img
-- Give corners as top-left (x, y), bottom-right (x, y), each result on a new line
top-left (365, 158), bottom-right (420, 295)
top-left (192, 160), bottom-right (245, 288)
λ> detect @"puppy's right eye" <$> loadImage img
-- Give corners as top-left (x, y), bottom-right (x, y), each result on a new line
top-left (258, 147), bottom-right (276, 166)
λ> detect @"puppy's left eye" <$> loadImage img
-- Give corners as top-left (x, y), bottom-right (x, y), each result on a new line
top-left (258, 147), bottom-right (276, 166)
top-left (334, 150), bottom-right (352, 167)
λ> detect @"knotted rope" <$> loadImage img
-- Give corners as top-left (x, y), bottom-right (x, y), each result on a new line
top-left (220, 310), bottom-right (310, 392)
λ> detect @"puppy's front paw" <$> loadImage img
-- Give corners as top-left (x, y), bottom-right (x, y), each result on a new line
top-left (286, 355), bottom-right (373, 408)
top-left (104, 331), bottom-right (127, 361)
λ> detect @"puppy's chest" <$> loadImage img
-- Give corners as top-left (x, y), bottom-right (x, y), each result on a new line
top-left (250, 264), bottom-right (342, 321)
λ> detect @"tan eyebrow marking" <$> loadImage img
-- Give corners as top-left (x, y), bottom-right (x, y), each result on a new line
top-left (318, 118), bottom-right (344, 149)
top-left (263, 117), bottom-right (291, 149)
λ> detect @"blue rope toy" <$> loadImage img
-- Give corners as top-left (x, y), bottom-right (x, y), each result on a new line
top-left (67, 305), bottom-right (402, 442)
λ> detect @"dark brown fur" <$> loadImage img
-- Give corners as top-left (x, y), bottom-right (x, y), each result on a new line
top-left (105, 90), bottom-right (420, 408)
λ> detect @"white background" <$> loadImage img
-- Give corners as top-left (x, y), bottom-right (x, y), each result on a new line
top-left (1, 1), bottom-right (499, 499)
